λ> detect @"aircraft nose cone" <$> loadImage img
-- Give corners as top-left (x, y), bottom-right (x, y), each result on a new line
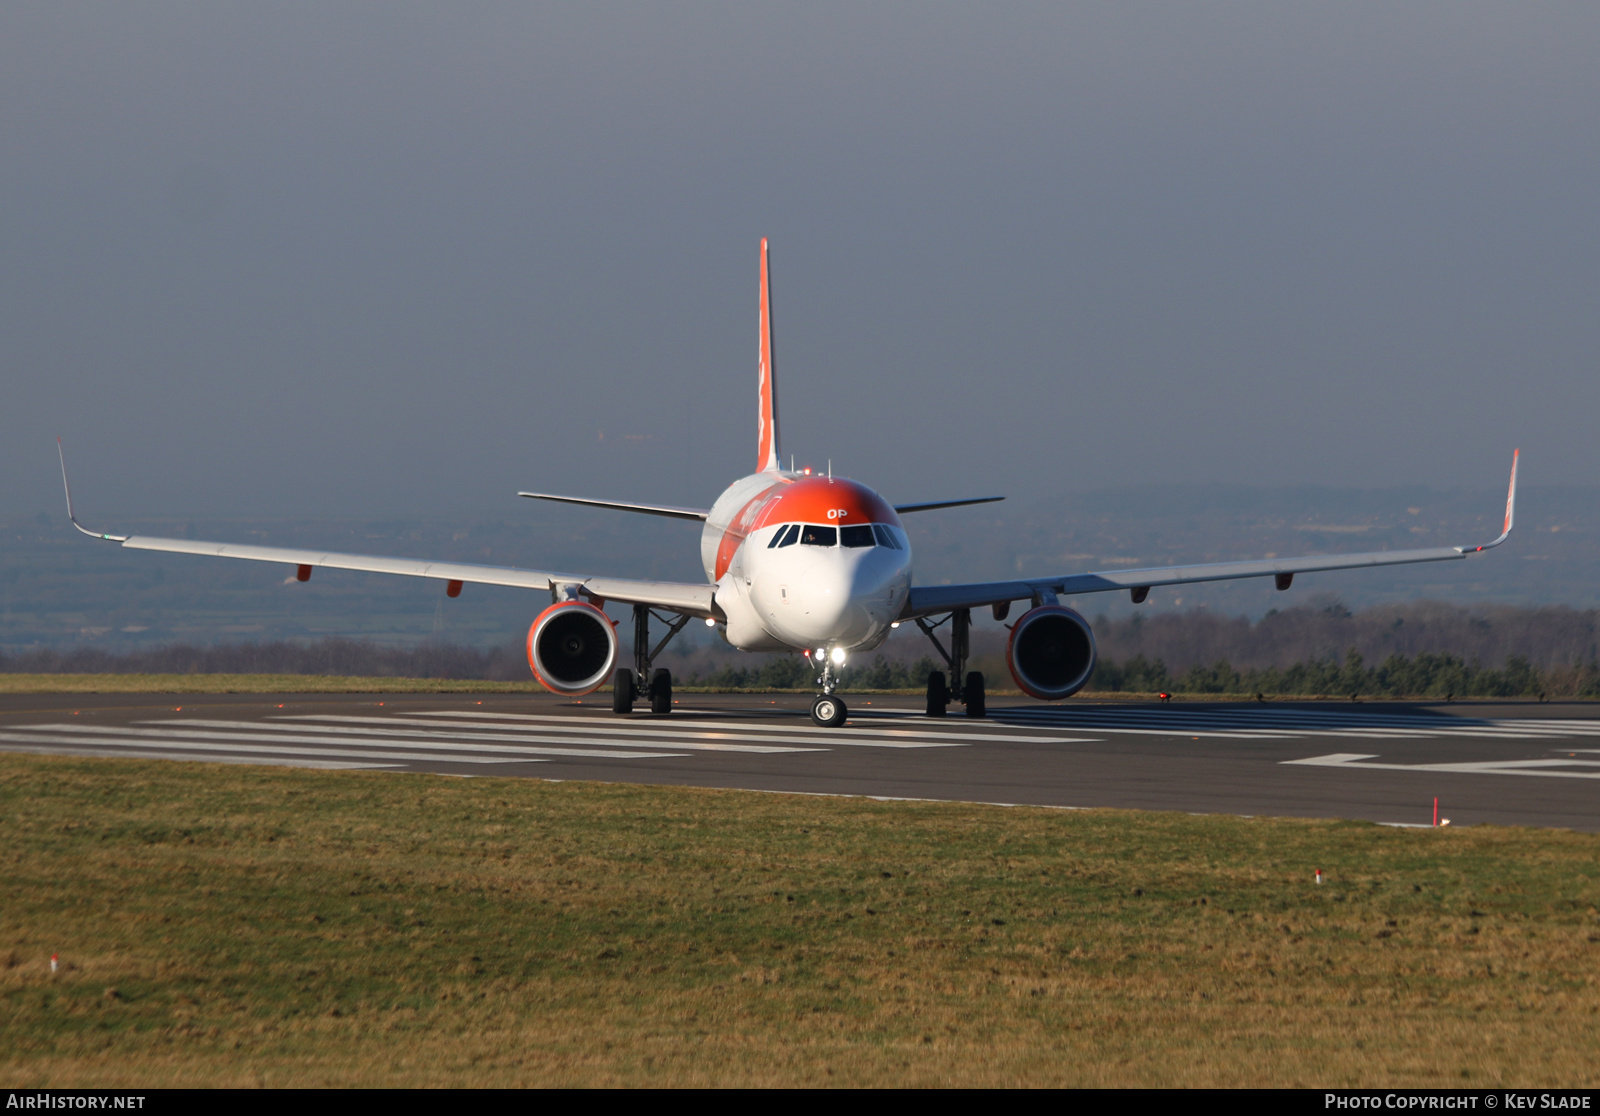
top-left (791, 560), bottom-right (852, 634)
top-left (782, 551), bottom-right (900, 645)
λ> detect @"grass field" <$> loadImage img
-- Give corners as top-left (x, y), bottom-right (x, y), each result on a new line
top-left (1, 754), bottom-right (1596, 1087)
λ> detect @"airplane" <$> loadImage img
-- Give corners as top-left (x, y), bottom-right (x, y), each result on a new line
top-left (58, 239), bottom-right (1520, 728)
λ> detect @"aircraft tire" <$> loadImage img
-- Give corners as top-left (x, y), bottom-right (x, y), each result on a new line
top-left (612, 668), bottom-right (635, 714)
top-left (811, 695), bottom-right (847, 728)
top-left (650, 668), bottom-right (672, 715)
top-left (964, 671), bottom-right (986, 718)
top-left (926, 671), bottom-right (948, 717)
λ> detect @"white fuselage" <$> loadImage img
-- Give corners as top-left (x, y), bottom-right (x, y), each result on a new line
top-left (699, 471), bottom-right (912, 657)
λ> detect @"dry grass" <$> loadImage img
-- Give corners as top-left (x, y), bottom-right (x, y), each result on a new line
top-left (1, 753), bottom-right (1597, 1087)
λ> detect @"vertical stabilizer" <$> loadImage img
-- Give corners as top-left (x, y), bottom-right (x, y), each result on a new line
top-left (757, 238), bottom-right (781, 473)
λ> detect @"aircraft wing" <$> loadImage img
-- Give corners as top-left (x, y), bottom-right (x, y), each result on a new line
top-left (517, 491), bottom-right (710, 520)
top-left (894, 496), bottom-right (1005, 514)
top-left (903, 450), bottom-right (1518, 620)
top-left (58, 445), bottom-right (719, 618)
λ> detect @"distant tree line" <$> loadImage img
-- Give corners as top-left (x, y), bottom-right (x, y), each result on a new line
top-left (687, 649), bottom-right (1596, 697)
top-left (5, 599), bottom-right (1599, 697)
top-left (0, 639), bottom-right (532, 681)
top-left (1088, 599), bottom-right (1600, 674)
top-left (1089, 650), bottom-right (1597, 698)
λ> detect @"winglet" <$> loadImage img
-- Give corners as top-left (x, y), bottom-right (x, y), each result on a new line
top-left (56, 437), bottom-right (128, 542)
top-left (1459, 448), bottom-right (1518, 553)
top-left (757, 238), bottom-right (781, 473)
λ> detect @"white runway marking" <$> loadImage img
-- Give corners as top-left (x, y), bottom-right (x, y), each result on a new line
top-left (23, 723), bottom-right (686, 761)
top-left (0, 743), bottom-right (398, 770)
top-left (0, 731), bottom-right (535, 766)
top-left (402, 710), bottom-right (1097, 746)
top-left (1283, 752), bottom-right (1600, 780)
top-left (148, 718), bottom-right (809, 754)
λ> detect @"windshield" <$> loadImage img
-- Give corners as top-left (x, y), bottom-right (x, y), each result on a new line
top-left (768, 523), bottom-right (800, 548)
top-left (839, 524), bottom-right (875, 547)
top-left (799, 524), bottom-right (838, 547)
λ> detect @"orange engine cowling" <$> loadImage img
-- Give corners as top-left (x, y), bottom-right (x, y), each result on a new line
top-left (526, 601), bottom-right (618, 696)
top-left (1006, 605), bottom-right (1097, 700)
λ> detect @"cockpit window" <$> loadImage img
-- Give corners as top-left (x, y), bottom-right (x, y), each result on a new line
top-left (769, 523), bottom-right (801, 548)
top-left (840, 524), bottom-right (875, 548)
top-left (800, 524), bottom-right (837, 547)
top-left (872, 524), bottom-right (901, 550)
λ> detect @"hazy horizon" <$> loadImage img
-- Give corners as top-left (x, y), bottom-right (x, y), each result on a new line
top-left (4, 3), bottom-right (1597, 529)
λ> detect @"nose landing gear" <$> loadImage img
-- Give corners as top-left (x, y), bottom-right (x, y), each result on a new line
top-left (806, 648), bottom-right (850, 727)
top-left (810, 693), bottom-right (847, 727)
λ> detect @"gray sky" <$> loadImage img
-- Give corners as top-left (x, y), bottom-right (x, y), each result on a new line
top-left (4, 3), bottom-right (1596, 522)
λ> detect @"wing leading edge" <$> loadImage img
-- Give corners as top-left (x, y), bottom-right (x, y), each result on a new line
top-left (903, 450), bottom-right (1519, 620)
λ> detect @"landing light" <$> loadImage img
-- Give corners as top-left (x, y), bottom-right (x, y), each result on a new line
top-left (705, 617), bottom-right (716, 627)
top-left (814, 647), bottom-right (825, 660)
top-left (890, 621), bottom-right (899, 628)
top-left (830, 647), bottom-right (846, 665)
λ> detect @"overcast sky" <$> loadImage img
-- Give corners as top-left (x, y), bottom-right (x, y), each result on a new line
top-left (4, 3), bottom-right (1595, 522)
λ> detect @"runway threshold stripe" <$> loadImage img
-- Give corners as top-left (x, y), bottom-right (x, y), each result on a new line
top-left (145, 719), bottom-right (812, 755)
top-left (0, 732), bottom-right (539, 765)
top-left (15, 724), bottom-right (686, 761)
top-left (0, 744), bottom-right (399, 770)
top-left (395, 711), bottom-right (1092, 745)
top-left (271, 714), bottom-right (924, 749)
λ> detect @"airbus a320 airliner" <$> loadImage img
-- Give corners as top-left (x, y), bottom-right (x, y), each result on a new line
top-left (60, 240), bottom-right (1519, 727)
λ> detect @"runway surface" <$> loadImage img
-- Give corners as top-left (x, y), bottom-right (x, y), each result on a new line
top-left (1, 691), bottom-right (1596, 831)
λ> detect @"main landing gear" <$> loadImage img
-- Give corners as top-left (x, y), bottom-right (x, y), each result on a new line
top-left (612, 604), bottom-right (690, 715)
top-left (914, 608), bottom-right (986, 719)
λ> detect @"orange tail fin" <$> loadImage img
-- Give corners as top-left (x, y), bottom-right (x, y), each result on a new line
top-left (757, 238), bottom-right (781, 473)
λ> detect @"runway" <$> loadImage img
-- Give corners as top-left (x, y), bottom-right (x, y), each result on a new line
top-left (1, 691), bottom-right (1596, 831)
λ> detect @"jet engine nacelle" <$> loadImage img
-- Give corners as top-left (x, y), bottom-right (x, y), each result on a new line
top-left (1006, 604), bottom-right (1097, 700)
top-left (526, 601), bottom-right (618, 696)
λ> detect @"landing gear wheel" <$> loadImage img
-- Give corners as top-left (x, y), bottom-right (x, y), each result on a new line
top-left (612, 668), bottom-right (636, 715)
top-left (650, 668), bottom-right (673, 715)
top-left (964, 671), bottom-right (986, 718)
top-left (811, 694), bottom-right (848, 728)
top-left (926, 671), bottom-right (948, 717)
